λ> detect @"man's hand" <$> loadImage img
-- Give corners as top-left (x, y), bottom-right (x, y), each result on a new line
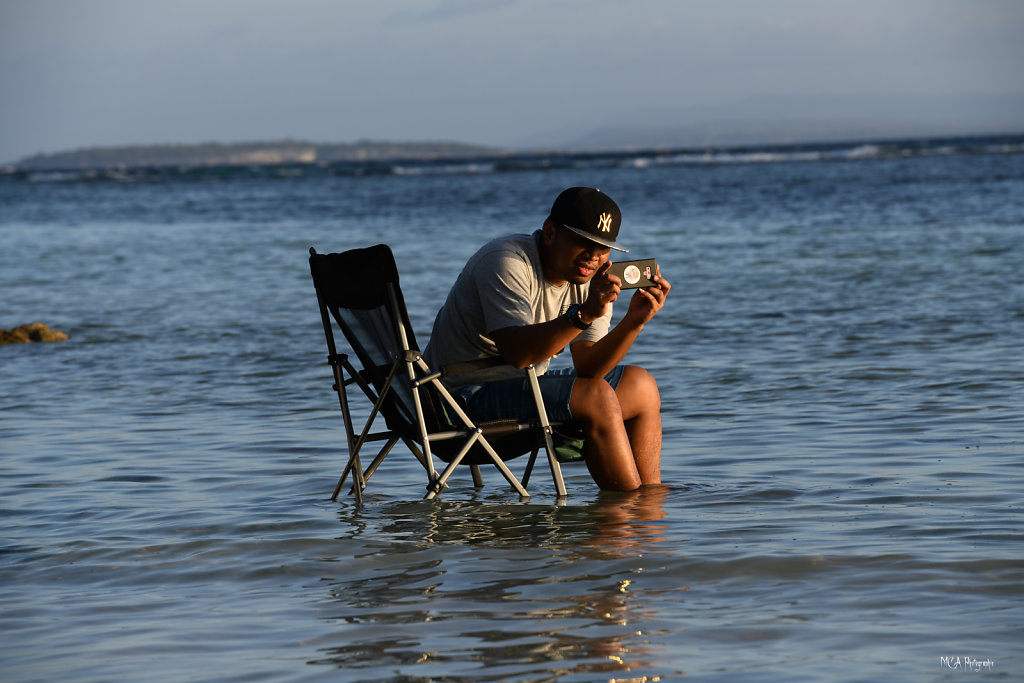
top-left (581, 262), bottom-right (619, 323)
top-left (570, 264), bottom-right (671, 378)
top-left (623, 265), bottom-right (671, 328)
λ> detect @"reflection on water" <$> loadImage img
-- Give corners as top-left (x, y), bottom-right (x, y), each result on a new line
top-left (313, 487), bottom-right (679, 680)
top-left (340, 485), bottom-right (672, 551)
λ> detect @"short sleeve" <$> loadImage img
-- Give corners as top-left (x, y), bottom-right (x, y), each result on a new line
top-left (473, 248), bottom-right (539, 335)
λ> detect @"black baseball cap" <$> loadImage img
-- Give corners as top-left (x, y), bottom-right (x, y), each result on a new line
top-left (547, 187), bottom-right (628, 253)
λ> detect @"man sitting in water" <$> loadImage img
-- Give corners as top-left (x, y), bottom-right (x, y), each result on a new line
top-left (423, 187), bottom-right (671, 491)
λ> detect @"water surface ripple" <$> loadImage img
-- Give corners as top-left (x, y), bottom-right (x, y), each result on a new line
top-left (2, 142), bottom-right (1022, 681)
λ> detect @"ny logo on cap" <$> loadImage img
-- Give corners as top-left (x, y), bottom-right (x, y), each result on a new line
top-left (597, 212), bottom-right (613, 233)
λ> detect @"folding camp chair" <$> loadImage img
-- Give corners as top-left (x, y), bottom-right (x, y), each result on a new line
top-left (309, 244), bottom-right (571, 502)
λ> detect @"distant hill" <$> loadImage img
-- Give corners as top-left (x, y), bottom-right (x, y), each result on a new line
top-left (519, 92), bottom-right (1024, 151)
top-left (14, 139), bottom-right (504, 171)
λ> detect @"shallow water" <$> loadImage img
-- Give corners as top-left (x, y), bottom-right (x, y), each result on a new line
top-left (2, 138), bottom-right (1023, 681)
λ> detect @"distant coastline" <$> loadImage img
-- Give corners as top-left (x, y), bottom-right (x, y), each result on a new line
top-left (5, 131), bottom-right (1022, 176)
top-left (10, 140), bottom-right (506, 171)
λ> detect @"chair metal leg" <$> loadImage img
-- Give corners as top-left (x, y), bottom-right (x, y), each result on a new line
top-left (348, 437), bottom-right (400, 496)
top-left (525, 365), bottom-right (568, 497)
top-left (426, 430), bottom-right (529, 500)
top-left (544, 431), bottom-right (567, 498)
top-left (522, 447), bottom-right (539, 486)
top-left (330, 357), bottom-right (365, 503)
top-left (470, 464), bottom-right (484, 487)
top-left (425, 435), bottom-right (479, 500)
top-left (331, 455), bottom-right (356, 501)
top-left (332, 449), bottom-right (365, 504)
top-left (477, 438), bottom-right (530, 498)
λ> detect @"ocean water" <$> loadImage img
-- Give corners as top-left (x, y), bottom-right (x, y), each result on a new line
top-left (1, 136), bottom-right (1022, 682)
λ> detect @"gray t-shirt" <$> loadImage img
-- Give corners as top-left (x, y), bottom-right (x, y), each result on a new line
top-left (423, 231), bottom-right (612, 384)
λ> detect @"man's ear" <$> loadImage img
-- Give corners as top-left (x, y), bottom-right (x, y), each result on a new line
top-left (541, 220), bottom-right (557, 245)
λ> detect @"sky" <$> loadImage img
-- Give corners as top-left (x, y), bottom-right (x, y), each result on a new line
top-left (1, 0), bottom-right (1023, 163)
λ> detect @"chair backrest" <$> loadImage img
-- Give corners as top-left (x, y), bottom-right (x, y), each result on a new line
top-left (309, 245), bottom-right (443, 434)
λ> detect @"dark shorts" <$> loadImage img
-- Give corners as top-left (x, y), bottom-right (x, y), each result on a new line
top-left (453, 365), bottom-right (627, 424)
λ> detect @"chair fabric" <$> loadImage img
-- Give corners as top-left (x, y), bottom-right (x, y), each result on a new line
top-left (309, 244), bottom-right (570, 501)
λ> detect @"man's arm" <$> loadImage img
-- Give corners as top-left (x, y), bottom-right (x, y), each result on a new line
top-left (489, 261), bottom-right (620, 369)
top-left (490, 317), bottom-right (589, 369)
top-left (571, 268), bottom-right (671, 378)
top-left (492, 266), bottom-right (671, 374)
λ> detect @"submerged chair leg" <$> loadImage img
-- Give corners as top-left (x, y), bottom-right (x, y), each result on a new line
top-left (522, 446), bottom-right (540, 487)
top-left (470, 464), bottom-right (484, 488)
top-left (525, 365), bottom-right (567, 497)
top-left (426, 430), bottom-right (529, 500)
top-left (329, 354), bottom-right (366, 504)
top-left (426, 432), bottom-right (482, 500)
top-left (344, 436), bottom-right (401, 497)
top-left (543, 431), bottom-right (566, 498)
top-left (331, 458), bottom-right (355, 501)
top-left (332, 450), bottom-right (366, 503)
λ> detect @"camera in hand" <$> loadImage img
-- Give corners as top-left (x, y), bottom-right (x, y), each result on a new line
top-left (607, 259), bottom-right (658, 289)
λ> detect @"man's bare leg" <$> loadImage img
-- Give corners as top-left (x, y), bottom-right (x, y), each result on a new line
top-left (615, 365), bottom-right (662, 485)
top-left (570, 377), bottom-right (642, 491)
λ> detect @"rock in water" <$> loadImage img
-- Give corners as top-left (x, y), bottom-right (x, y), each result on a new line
top-left (0, 323), bottom-right (69, 345)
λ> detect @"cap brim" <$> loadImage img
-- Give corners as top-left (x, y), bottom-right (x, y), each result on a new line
top-left (562, 224), bottom-right (629, 253)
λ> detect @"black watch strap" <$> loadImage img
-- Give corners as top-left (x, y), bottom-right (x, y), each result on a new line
top-left (564, 303), bottom-right (592, 330)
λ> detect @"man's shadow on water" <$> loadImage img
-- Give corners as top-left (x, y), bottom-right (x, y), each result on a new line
top-left (308, 485), bottom-right (682, 679)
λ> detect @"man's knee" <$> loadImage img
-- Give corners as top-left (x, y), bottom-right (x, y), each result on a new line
top-left (569, 376), bottom-right (622, 424)
top-left (617, 365), bottom-right (661, 414)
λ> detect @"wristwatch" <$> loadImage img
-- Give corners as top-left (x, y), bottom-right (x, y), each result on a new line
top-left (563, 303), bottom-right (592, 330)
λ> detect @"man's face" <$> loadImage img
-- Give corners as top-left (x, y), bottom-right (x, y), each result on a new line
top-left (541, 222), bottom-right (612, 285)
